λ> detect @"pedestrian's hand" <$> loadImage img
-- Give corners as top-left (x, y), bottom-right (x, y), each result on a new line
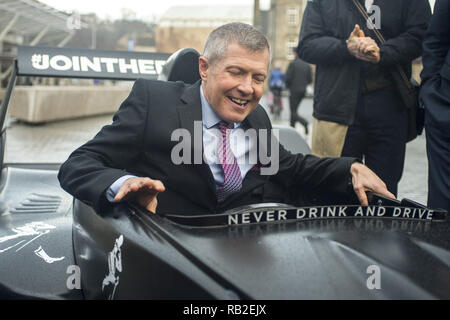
top-left (347, 25), bottom-right (367, 59)
top-left (350, 162), bottom-right (396, 206)
top-left (364, 48), bottom-right (380, 64)
top-left (114, 177), bottom-right (165, 214)
top-left (348, 24), bottom-right (365, 39)
top-left (346, 25), bottom-right (365, 56)
top-left (347, 25), bottom-right (380, 64)
top-left (348, 37), bottom-right (380, 64)
top-left (357, 38), bottom-right (381, 64)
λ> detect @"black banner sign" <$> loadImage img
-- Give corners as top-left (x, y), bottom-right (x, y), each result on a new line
top-left (162, 205), bottom-right (447, 228)
top-left (17, 46), bottom-right (171, 80)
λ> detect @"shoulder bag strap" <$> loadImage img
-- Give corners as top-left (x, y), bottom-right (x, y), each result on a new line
top-left (351, 0), bottom-right (413, 90)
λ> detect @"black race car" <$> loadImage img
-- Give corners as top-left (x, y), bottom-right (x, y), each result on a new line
top-left (0, 46), bottom-right (448, 300)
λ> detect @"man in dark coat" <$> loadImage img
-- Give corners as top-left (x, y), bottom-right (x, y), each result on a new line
top-left (298, 0), bottom-right (431, 196)
top-left (285, 49), bottom-right (312, 134)
top-left (420, 0), bottom-right (450, 212)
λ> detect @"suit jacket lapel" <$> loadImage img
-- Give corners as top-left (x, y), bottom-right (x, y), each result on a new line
top-left (245, 106), bottom-right (267, 132)
top-left (178, 80), bottom-right (202, 153)
top-left (177, 80), bottom-right (217, 197)
top-left (246, 106), bottom-right (271, 166)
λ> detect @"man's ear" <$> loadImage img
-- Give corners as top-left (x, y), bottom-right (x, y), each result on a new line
top-left (198, 56), bottom-right (209, 81)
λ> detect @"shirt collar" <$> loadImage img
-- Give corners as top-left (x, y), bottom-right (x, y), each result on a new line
top-left (200, 85), bottom-right (222, 129)
top-left (200, 85), bottom-right (243, 129)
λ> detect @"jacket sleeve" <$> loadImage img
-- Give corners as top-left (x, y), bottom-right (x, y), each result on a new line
top-left (276, 146), bottom-right (355, 197)
top-left (420, 0), bottom-right (450, 83)
top-left (297, 0), bottom-right (355, 65)
top-left (307, 64), bottom-right (313, 84)
top-left (258, 107), bottom-right (356, 197)
top-left (379, 0), bottom-right (432, 67)
top-left (285, 63), bottom-right (293, 89)
top-left (58, 79), bottom-right (149, 212)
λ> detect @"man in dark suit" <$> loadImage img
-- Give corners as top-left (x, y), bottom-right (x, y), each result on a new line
top-left (58, 22), bottom-right (393, 216)
top-left (420, 0), bottom-right (450, 212)
top-left (285, 48), bottom-right (312, 133)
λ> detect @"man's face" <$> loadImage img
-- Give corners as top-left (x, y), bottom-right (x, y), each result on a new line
top-left (199, 42), bottom-right (270, 123)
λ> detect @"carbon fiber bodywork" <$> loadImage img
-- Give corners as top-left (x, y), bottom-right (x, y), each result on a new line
top-left (1, 164), bottom-right (449, 299)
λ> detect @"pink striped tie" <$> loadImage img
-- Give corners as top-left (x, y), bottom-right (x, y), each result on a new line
top-left (217, 121), bottom-right (242, 202)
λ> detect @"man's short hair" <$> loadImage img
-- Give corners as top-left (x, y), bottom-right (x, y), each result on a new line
top-left (202, 22), bottom-right (270, 66)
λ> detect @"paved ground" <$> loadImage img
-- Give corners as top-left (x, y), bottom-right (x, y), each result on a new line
top-left (5, 95), bottom-right (429, 205)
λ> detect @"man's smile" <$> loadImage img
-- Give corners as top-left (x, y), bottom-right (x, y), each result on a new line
top-left (227, 96), bottom-right (250, 108)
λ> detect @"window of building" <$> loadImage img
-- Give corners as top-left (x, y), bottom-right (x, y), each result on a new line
top-left (287, 7), bottom-right (299, 26)
top-left (286, 39), bottom-right (297, 59)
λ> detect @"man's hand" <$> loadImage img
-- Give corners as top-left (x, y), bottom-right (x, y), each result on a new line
top-left (346, 24), bottom-right (380, 64)
top-left (346, 24), bottom-right (366, 58)
top-left (349, 24), bottom-right (366, 39)
top-left (357, 38), bottom-right (380, 64)
top-left (350, 162), bottom-right (395, 206)
top-left (114, 177), bottom-right (165, 214)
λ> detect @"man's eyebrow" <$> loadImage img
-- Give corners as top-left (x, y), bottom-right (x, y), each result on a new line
top-left (254, 72), bottom-right (267, 79)
top-left (226, 66), bottom-right (245, 71)
top-left (226, 66), bottom-right (267, 77)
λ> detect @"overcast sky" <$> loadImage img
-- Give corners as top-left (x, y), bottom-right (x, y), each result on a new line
top-left (40, 0), bottom-right (271, 21)
top-left (40, 0), bottom-right (436, 21)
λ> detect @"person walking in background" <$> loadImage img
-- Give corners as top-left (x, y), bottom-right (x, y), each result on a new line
top-left (285, 48), bottom-right (312, 134)
top-left (269, 63), bottom-right (285, 93)
top-left (268, 63), bottom-right (285, 119)
top-left (297, 0), bottom-right (431, 196)
top-left (420, 0), bottom-right (450, 212)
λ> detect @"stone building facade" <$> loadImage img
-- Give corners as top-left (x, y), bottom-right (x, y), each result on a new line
top-left (155, 1), bottom-right (312, 82)
top-left (268, 0), bottom-right (307, 71)
top-left (155, 6), bottom-right (252, 54)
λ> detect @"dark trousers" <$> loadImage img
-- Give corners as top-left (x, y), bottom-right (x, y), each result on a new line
top-left (425, 109), bottom-right (450, 211)
top-left (341, 89), bottom-right (408, 196)
top-left (289, 91), bottom-right (309, 129)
